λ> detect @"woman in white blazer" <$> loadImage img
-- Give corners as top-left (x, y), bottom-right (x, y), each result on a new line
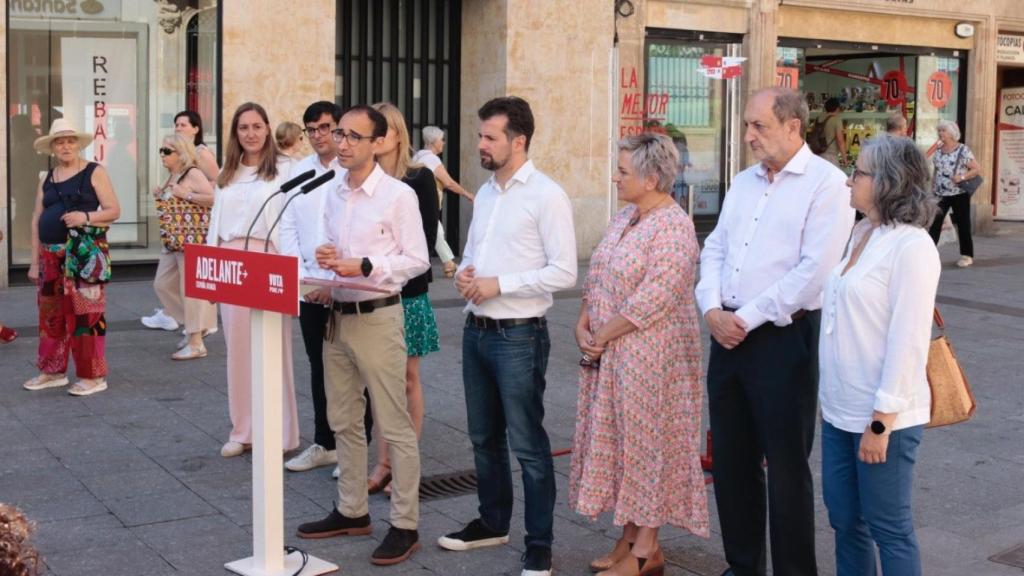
top-left (819, 134), bottom-right (940, 576)
top-left (208, 102), bottom-right (298, 458)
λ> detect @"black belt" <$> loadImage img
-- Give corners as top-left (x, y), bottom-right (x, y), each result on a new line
top-left (466, 312), bottom-right (545, 330)
top-left (722, 306), bottom-right (809, 321)
top-left (332, 295), bottom-right (400, 315)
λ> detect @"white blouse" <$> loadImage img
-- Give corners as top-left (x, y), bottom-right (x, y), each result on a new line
top-left (207, 158), bottom-right (293, 249)
top-left (819, 221), bottom-right (941, 433)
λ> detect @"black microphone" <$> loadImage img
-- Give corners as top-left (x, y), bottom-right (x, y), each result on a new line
top-left (243, 170), bottom-right (317, 251)
top-left (264, 170), bottom-right (337, 253)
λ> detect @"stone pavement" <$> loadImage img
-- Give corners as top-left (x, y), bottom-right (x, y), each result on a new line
top-left (2, 225), bottom-right (1024, 576)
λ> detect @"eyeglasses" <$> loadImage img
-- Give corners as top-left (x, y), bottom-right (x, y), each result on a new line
top-left (331, 129), bottom-right (376, 145)
top-left (158, 147), bottom-right (176, 156)
top-left (304, 123), bottom-right (335, 138)
top-left (852, 168), bottom-right (874, 181)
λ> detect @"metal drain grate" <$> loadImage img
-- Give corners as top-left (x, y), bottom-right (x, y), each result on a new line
top-left (990, 543), bottom-right (1024, 569)
top-left (419, 470), bottom-right (479, 501)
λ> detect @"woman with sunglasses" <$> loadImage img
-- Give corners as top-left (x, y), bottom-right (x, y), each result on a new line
top-left (151, 134), bottom-right (217, 360)
top-left (208, 102), bottom-right (299, 458)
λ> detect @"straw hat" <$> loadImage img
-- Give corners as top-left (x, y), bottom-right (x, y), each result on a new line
top-left (33, 118), bottom-right (93, 155)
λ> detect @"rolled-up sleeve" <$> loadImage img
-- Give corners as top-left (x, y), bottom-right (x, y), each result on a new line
top-left (496, 188), bottom-right (577, 296)
top-left (369, 188), bottom-right (430, 284)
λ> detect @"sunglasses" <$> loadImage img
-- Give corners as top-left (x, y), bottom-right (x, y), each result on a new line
top-left (158, 147), bottom-right (177, 156)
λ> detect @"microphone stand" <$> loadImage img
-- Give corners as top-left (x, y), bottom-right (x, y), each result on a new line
top-left (243, 189), bottom-right (285, 252)
top-left (264, 190), bottom-right (306, 253)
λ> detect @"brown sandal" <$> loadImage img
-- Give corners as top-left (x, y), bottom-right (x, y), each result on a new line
top-left (590, 537), bottom-right (633, 572)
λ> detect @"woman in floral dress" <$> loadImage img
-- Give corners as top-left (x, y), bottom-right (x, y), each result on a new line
top-left (570, 133), bottom-right (708, 576)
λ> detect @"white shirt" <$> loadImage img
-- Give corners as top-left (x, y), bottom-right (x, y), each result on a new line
top-left (412, 149), bottom-right (443, 172)
top-left (459, 159), bottom-right (578, 319)
top-left (819, 222), bottom-right (940, 432)
top-left (322, 163), bottom-right (430, 302)
top-left (207, 157), bottom-right (294, 248)
top-left (279, 154), bottom-right (346, 281)
top-left (696, 144), bottom-right (854, 331)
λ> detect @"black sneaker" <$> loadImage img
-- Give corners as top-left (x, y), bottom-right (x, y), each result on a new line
top-left (521, 545), bottom-right (552, 576)
top-left (437, 518), bottom-right (510, 551)
top-left (296, 505), bottom-right (372, 539)
top-left (371, 526), bottom-right (420, 565)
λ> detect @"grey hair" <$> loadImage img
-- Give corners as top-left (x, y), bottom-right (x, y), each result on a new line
top-left (757, 87), bottom-right (810, 134)
top-left (859, 134), bottom-right (937, 227)
top-left (937, 119), bottom-right (961, 141)
top-left (617, 132), bottom-right (679, 192)
top-left (886, 114), bottom-right (906, 133)
top-left (422, 125), bottom-right (444, 147)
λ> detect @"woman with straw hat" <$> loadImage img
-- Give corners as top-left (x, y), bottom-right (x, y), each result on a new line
top-left (23, 118), bottom-right (120, 396)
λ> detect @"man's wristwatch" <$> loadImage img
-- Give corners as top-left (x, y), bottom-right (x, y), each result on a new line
top-left (870, 420), bottom-right (887, 435)
top-left (360, 257), bottom-right (373, 278)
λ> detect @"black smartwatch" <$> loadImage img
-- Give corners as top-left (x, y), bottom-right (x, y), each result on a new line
top-left (360, 257), bottom-right (373, 278)
top-left (870, 420), bottom-right (887, 435)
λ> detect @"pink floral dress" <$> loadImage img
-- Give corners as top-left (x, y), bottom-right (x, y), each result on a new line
top-left (569, 203), bottom-right (709, 536)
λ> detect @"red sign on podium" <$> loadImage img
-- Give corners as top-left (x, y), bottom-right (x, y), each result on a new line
top-left (184, 244), bottom-right (300, 316)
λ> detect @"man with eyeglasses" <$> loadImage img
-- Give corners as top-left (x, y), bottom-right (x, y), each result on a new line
top-left (279, 101), bottom-right (360, 478)
top-left (297, 105), bottom-right (429, 567)
top-left (695, 87), bottom-right (853, 576)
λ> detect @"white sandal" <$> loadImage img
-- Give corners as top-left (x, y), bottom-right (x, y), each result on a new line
top-left (23, 373), bottom-right (69, 391)
top-left (68, 379), bottom-right (108, 396)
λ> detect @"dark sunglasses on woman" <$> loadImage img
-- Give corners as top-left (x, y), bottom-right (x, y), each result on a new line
top-left (158, 147), bottom-right (176, 156)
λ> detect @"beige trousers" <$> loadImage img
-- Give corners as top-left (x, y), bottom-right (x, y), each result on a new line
top-left (323, 303), bottom-right (420, 529)
top-left (153, 251), bottom-right (218, 335)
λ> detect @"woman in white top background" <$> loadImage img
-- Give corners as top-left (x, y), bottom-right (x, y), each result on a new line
top-left (208, 102), bottom-right (299, 458)
top-left (819, 134), bottom-right (940, 576)
top-left (413, 125), bottom-right (473, 278)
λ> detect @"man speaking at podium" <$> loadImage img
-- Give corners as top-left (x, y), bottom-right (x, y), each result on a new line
top-left (297, 104), bottom-right (429, 568)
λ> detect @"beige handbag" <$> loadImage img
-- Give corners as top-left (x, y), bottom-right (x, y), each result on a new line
top-left (926, 308), bottom-right (976, 427)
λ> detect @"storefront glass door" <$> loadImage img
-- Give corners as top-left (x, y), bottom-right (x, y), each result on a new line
top-left (645, 33), bottom-right (743, 234)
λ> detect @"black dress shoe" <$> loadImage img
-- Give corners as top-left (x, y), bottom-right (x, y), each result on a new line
top-left (296, 506), bottom-right (371, 539)
top-left (371, 526), bottom-right (420, 565)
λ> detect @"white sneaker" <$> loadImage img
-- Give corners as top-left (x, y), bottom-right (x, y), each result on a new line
top-left (142, 309), bottom-right (179, 331)
top-left (957, 255), bottom-right (974, 268)
top-left (332, 465), bottom-right (340, 479)
top-left (285, 444), bottom-right (336, 472)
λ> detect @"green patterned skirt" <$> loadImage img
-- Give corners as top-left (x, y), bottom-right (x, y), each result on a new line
top-left (402, 293), bottom-right (439, 357)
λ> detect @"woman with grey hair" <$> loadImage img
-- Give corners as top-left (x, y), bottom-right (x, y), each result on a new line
top-left (928, 119), bottom-right (980, 267)
top-left (569, 132), bottom-right (708, 576)
top-left (819, 134), bottom-right (940, 576)
top-left (413, 126), bottom-right (474, 277)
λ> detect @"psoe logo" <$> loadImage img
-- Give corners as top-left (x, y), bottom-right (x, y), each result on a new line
top-left (269, 273), bottom-right (284, 294)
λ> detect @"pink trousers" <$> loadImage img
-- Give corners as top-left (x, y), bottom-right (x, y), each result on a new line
top-left (218, 238), bottom-right (299, 450)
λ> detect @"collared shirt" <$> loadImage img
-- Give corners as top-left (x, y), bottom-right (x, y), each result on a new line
top-left (207, 157), bottom-right (294, 248)
top-left (459, 159), bottom-right (577, 319)
top-left (279, 154), bottom-right (346, 281)
top-left (322, 163), bottom-right (430, 302)
top-left (695, 144), bottom-right (854, 331)
top-left (819, 222), bottom-right (940, 432)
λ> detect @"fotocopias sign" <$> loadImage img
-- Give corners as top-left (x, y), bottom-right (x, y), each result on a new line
top-left (184, 244), bottom-right (300, 316)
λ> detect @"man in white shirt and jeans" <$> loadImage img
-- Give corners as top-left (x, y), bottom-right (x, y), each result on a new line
top-left (279, 100), bottom-right (356, 476)
top-left (695, 87), bottom-right (854, 576)
top-left (296, 105), bottom-right (429, 567)
top-left (437, 97), bottom-right (577, 576)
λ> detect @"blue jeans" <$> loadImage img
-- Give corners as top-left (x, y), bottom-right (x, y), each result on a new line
top-left (462, 318), bottom-right (555, 549)
top-left (822, 420), bottom-right (924, 576)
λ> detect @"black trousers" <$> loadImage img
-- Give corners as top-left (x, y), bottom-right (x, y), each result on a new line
top-left (927, 192), bottom-right (974, 257)
top-left (299, 301), bottom-right (372, 449)
top-left (707, 312), bottom-right (821, 576)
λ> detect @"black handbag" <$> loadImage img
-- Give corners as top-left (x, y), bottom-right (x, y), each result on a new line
top-left (953, 145), bottom-right (983, 196)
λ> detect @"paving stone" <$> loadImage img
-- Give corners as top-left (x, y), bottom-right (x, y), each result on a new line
top-left (105, 488), bottom-right (218, 527)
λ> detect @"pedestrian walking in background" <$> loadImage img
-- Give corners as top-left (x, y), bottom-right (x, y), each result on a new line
top-left (695, 87), bottom-right (854, 576)
top-left (207, 102), bottom-right (299, 458)
top-left (149, 134), bottom-right (218, 360)
top-left (927, 120), bottom-right (980, 268)
top-left (280, 101), bottom-right (350, 475)
top-left (23, 118), bottom-right (121, 396)
top-left (439, 96), bottom-right (577, 576)
top-left (413, 125), bottom-right (474, 278)
top-left (570, 132), bottom-right (708, 576)
top-left (364, 102), bottom-right (440, 496)
top-left (820, 134), bottom-right (939, 576)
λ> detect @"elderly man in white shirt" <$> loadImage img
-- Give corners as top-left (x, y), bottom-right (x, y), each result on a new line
top-left (296, 105), bottom-right (429, 567)
top-left (278, 101), bottom-right (352, 475)
top-left (695, 87), bottom-right (854, 576)
top-left (437, 97), bottom-right (576, 576)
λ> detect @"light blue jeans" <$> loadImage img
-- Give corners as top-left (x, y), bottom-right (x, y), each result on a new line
top-left (822, 420), bottom-right (924, 576)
